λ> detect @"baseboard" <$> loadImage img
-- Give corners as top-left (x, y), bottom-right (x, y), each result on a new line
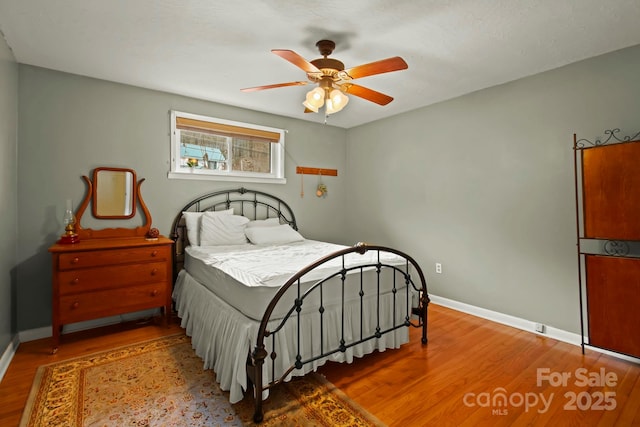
top-left (18, 326), bottom-right (52, 343)
top-left (429, 294), bottom-right (582, 346)
top-left (17, 308), bottom-right (161, 343)
top-left (0, 334), bottom-right (20, 383)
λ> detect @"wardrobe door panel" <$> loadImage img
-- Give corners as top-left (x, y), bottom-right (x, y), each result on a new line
top-left (586, 255), bottom-right (640, 358)
top-left (582, 141), bottom-right (640, 240)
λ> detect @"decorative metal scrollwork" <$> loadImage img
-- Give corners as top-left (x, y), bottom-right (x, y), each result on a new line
top-left (576, 129), bottom-right (640, 148)
top-left (603, 240), bottom-right (630, 256)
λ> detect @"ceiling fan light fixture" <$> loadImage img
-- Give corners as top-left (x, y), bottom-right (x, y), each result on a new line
top-left (303, 87), bottom-right (325, 112)
top-left (302, 99), bottom-right (319, 112)
top-left (325, 89), bottom-right (349, 114)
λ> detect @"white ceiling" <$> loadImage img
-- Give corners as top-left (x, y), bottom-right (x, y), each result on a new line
top-left (1, 1), bottom-right (640, 129)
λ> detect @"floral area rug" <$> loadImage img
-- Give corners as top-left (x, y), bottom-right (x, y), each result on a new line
top-left (20, 334), bottom-right (385, 426)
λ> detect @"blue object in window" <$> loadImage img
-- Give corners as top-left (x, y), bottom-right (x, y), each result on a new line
top-left (180, 144), bottom-right (225, 161)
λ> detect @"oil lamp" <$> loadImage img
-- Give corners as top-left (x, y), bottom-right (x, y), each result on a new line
top-left (58, 199), bottom-right (79, 244)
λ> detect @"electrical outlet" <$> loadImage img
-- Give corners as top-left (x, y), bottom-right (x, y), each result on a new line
top-left (535, 323), bottom-right (546, 334)
top-left (435, 263), bottom-right (442, 274)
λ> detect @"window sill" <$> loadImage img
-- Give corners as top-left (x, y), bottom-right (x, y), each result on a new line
top-left (167, 171), bottom-right (286, 184)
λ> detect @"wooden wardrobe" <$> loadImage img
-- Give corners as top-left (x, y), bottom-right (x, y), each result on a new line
top-left (574, 129), bottom-right (640, 358)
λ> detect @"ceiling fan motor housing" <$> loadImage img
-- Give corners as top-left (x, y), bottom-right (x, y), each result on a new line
top-left (310, 58), bottom-right (345, 74)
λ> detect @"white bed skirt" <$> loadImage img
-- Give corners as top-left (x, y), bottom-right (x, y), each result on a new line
top-left (173, 269), bottom-right (411, 403)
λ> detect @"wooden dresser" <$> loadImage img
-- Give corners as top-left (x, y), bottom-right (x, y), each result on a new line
top-left (49, 236), bottom-right (173, 351)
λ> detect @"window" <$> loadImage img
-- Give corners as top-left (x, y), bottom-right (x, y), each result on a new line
top-left (169, 111), bottom-right (286, 183)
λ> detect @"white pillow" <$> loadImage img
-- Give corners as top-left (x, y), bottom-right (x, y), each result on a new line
top-left (200, 213), bottom-right (250, 246)
top-left (182, 208), bottom-right (233, 246)
top-left (245, 224), bottom-right (304, 245)
top-left (246, 217), bottom-right (281, 228)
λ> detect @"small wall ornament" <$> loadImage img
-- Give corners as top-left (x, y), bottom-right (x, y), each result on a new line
top-left (316, 183), bottom-right (327, 197)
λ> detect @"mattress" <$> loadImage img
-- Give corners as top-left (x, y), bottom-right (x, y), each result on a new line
top-left (184, 239), bottom-right (410, 321)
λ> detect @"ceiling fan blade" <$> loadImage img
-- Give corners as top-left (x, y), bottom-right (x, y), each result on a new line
top-left (343, 56), bottom-right (408, 80)
top-left (241, 81), bottom-right (309, 92)
top-left (343, 84), bottom-right (394, 106)
top-left (272, 49), bottom-right (320, 73)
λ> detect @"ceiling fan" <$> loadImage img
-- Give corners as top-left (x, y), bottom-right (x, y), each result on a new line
top-left (241, 40), bottom-right (408, 115)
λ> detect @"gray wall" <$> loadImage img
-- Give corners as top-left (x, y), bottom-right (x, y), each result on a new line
top-left (13, 44), bottom-right (640, 336)
top-left (17, 66), bottom-right (347, 331)
top-left (344, 44), bottom-right (640, 333)
top-left (0, 34), bottom-right (18, 350)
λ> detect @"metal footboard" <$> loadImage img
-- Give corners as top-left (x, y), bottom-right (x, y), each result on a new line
top-left (247, 242), bottom-right (429, 423)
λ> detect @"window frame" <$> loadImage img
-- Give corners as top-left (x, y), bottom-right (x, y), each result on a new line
top-left (168, 110), bottom-right (286, 184)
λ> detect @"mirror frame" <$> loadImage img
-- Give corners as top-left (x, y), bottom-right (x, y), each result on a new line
top-left (92, 167), bottom-right (137, 219)
top-left (75, 167), bottom-right (152, 239)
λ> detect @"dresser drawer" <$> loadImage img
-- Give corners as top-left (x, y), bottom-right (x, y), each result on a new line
top-left (58, 261), bottom-right (168, 294)
top-left (50, 236), bottom-right (173, 351)
top-left (58, 245), bottom-right (171, 270)
top-left (59, 283), bottom-right (168, 324)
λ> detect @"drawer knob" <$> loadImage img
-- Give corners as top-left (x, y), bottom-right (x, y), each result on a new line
top-left (151, 250), bottom-right (158, 257)
top-left (151, 290), bottom-right (158, 297)
top-left (71, 257), bottom-right (79, 264)
top-left (72, 302), bottom-right (79, 309)
top-left (71, 278), bottom-right (80, 285)
top-left (151, 268), bottom-right (158, 276)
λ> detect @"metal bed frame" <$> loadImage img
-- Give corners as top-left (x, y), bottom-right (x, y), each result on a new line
top-left (170, 187), bottom-right (429, 423)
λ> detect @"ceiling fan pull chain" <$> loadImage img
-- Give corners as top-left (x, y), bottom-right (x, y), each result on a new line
top-left (300, 172), bottom-right (304, 198)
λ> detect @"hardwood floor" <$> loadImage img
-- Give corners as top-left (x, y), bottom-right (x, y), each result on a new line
top-left (319, 305), bottom-right (640, 426)
top-left (1, 305), bottom-right (639, 426)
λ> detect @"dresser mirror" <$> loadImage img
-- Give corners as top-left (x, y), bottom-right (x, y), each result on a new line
top-left (93, 167), bottom-right (137, 218)
top-left (75, 167), bottom-right (152, 239)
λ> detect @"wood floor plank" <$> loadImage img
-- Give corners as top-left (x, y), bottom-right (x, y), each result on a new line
top-left (612, 373), bottom-right (640, 426)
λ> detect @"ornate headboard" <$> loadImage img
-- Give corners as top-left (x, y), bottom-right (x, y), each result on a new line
top-left (170, 187), bottom-right (297, 276)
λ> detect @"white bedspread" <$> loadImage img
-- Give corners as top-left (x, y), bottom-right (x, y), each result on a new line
top-left (185, 240), bottom-right (409, 321)
top-left (187, 239), bottom-right (405, 287)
